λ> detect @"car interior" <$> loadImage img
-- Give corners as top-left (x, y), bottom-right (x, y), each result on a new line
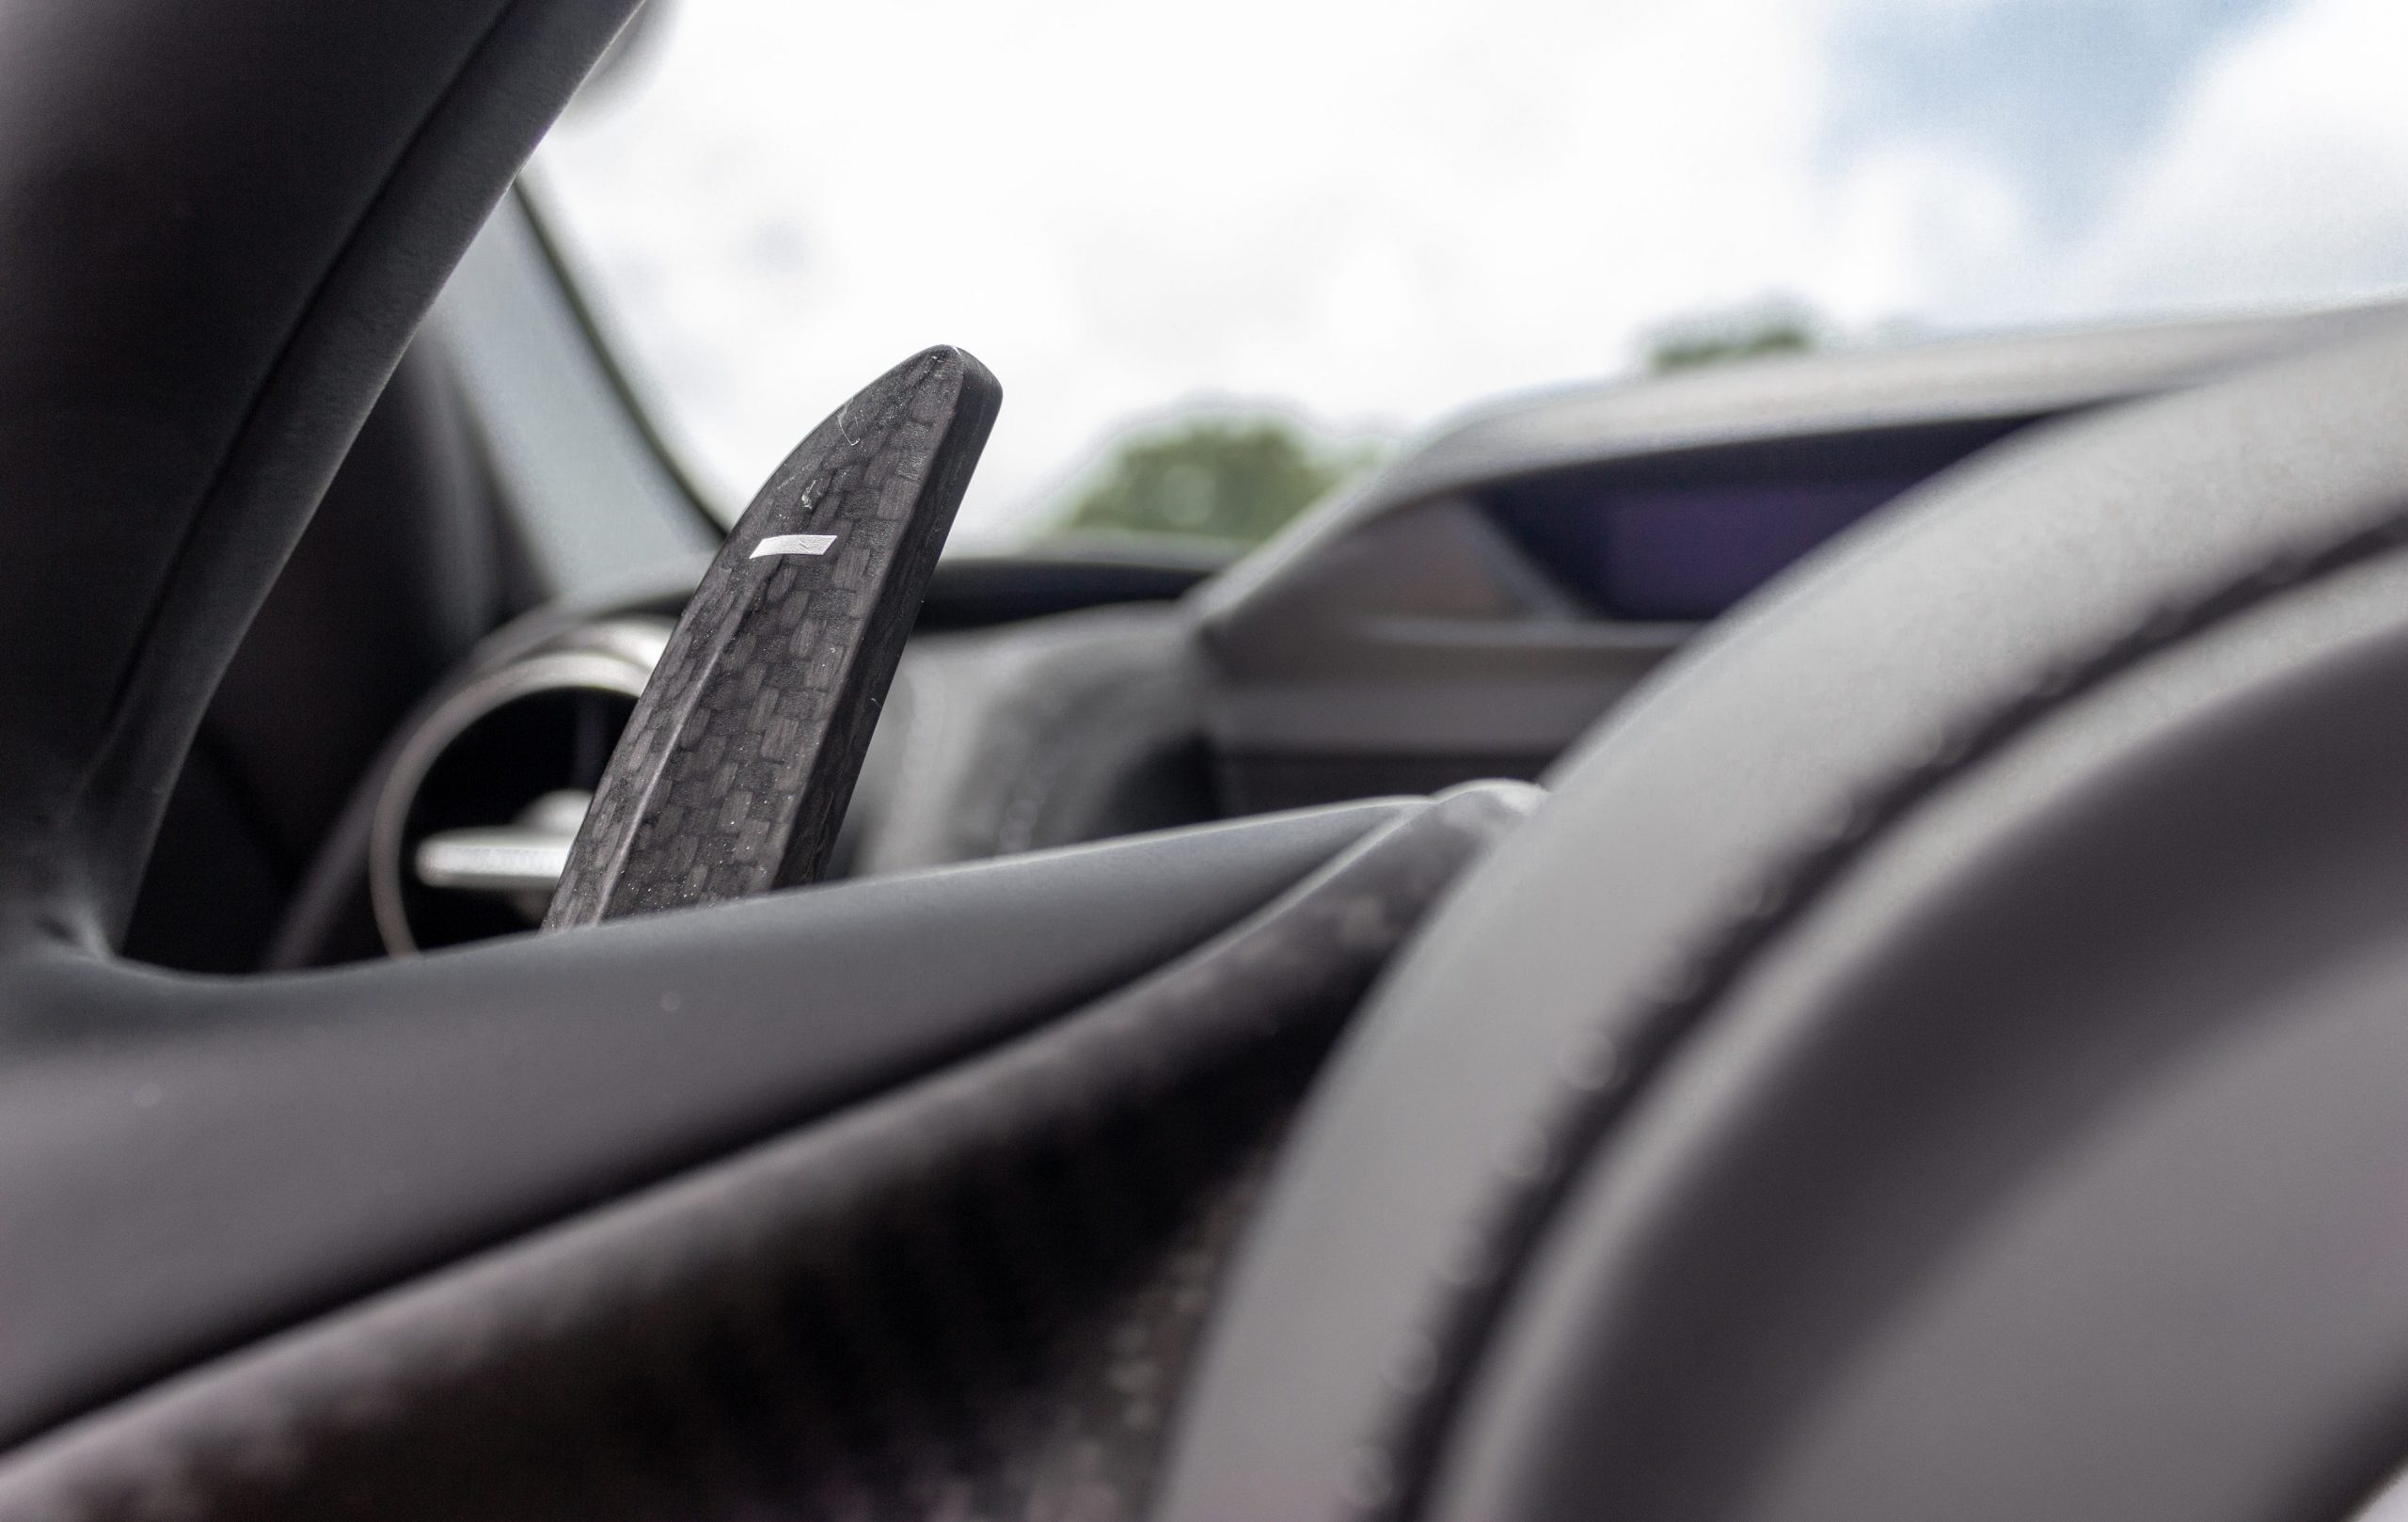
top-left (8, 3), bottom-right (2408, 1520)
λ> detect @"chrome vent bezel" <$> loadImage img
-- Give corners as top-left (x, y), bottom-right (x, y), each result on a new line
top-left (368, 618), bottom-right (665, 955)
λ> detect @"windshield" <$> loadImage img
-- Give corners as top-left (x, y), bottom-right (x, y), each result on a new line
top-left (530, 0), bottom-right (2408, 544)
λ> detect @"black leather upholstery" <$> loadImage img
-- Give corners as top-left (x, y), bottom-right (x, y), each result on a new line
top-left (125, 342), bottom-right (502, 972)
top-left (1154, 320), bottom-right (2408, 1522)
top-left (0, 0), bottom-right (638, 951)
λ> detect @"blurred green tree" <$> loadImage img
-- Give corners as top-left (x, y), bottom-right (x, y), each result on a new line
top-left (1646, 298), bottom-right (1822, 373)
top-left (1051, 414), bottom-right (1380, 547)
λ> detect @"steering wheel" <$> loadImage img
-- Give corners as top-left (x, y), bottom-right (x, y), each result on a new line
top-left (8, 5), bottom-right (2408, 1522)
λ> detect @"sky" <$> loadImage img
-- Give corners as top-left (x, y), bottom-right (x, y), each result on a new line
top-left (532, 0), bottom-right (2408, 541)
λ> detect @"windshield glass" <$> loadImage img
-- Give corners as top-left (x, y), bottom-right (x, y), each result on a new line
top-left (531, 0), bottom-right (2408, 544)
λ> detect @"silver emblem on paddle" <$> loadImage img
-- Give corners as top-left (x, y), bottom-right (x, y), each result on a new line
top-left (750, 532), bottom-right (837, 559)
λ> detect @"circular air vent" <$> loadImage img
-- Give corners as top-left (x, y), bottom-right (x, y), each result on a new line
top-left (369, 617), bottom-right (667, 954)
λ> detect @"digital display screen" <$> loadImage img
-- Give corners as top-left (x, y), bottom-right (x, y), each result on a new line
top-left (1487, 474), bottom-right (1918, 621)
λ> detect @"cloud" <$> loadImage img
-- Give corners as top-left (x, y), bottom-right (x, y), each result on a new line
top-left (537, 0), bottom-right (1845, 538)
top-left (2059, 0), bottom-right (2408, 321)
top-left (1823, 0), bottom-right (2289, 231)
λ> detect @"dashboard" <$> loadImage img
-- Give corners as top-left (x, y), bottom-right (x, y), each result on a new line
top-left (1196, 307), bottom-right (2387, 814)
top-left (163, 302), bottom-right (2399, 969)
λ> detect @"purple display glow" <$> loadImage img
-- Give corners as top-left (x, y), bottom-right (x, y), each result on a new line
top-left (1492, 475), bottom-right (1914, 621)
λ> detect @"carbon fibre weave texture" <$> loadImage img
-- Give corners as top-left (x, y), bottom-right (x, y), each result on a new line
top-left (547, 346), bottom-right (1001, 927)
top-left (1, 784), bottom-right (1539, 1522)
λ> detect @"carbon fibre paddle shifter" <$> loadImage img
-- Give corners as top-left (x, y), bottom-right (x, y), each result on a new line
top-left (545, 346), bottom-right (1001, 928)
